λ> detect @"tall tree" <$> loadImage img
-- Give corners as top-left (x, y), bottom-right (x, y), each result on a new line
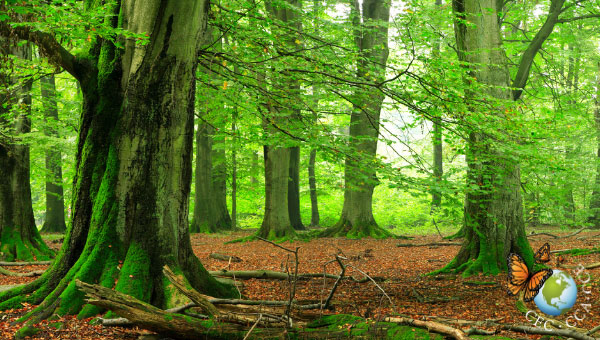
top-left (308, 0), bottom-right (320, 228)
top-left (191, 32), bottom-right (232, 234)
top-left (40, 74), bottom-right (67, 233)
top-left (258, 0), bottom-right (305, 238)
top-left (431, 0), bottom-right (443, 210)
top-left (442, 0), bottom-right (566, 275)
top-left (319, 0), bottom-right (393, 238)
top-left (0, 41), bottom-right (53, 261)
top-left (0, 1), bottom-right (234, 321)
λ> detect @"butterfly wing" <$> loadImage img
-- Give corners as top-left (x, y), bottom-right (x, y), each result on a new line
top-left (523, 269), bottom-right (553, 302)
top-left (534, 243), bottom-right (551, 263)
top-left (507, 253), bottom-right (529, 296)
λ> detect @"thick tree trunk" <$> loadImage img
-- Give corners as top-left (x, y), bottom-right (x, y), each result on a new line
top-left (0, 1), bottom-right (234, 319)
top-left (319, 0), bottom-right (393, 239)
top-left (0, 42), bottom-right (53, 261)
top-left (288, 146), bottom-right (305, 230)
top-left (443, 0), bottom-right (534, 275)
top-left (259, 145), bottom-right (294, 238)
top-left (40, 74), bottom-right (66, 233)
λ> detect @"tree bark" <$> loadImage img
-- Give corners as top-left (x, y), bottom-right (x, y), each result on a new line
top-left (0, 1), bottom-right (235, 319)
top-left (308, 148), bottom-right (319, 226)
top-left (212, 141), bottom-right (233, 229)
top-left (288, 146), bottom-right (305, 230)
top-left (40, 74), bottom-right (67, 233)
top-left (0, 40), bottom-right (53, 261)
top-left (431, 0), bottom-right (443, 210)
top-left (259, 145), bottom-right (294, 238)
top-left (319, 0), bottom-right (393, 239)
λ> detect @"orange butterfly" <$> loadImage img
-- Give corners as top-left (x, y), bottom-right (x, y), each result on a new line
top-left (556, 254), bottom-right (565, 267)
top-left (534, 243), bottom-right (550, 263)
top-left (507, 253), bottom-right (553, 302)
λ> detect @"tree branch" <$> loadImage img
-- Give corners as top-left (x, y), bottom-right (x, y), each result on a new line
top-left (511, 0), bottom-right (565, 100)
top-left (0, 18), bottom-right (86, 80)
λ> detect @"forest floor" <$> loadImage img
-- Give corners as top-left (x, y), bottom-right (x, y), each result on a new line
top-left (1, 227), bottom-right (599, 339)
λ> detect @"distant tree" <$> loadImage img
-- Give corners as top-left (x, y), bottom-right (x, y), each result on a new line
top-left (319, 0), bottom-right (394, 238)
top-left (40, 74), bottom-right (67, 233)
top-left (0, 40), bottom-right (53, 261)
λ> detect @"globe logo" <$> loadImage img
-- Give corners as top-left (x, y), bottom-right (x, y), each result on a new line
top-left (533, 270), bottom-right (577, 316)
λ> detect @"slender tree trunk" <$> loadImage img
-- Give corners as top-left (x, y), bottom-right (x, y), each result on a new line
top-left (40, 74), bottom-right (66, 233)
top-left (588, 62), bottom-right (600, 227)
top-left (288, 146), bottom-right (305, 230)
top-left (444, 0), bottom-right (536, 275)
top-left (0, 42), bottom-right (53, 261)
top-left (319, 0), bottom-right (393, 239)
top-left (250, 151), bottom-right (259, 184)
top-left (212, 143), bottom-right (233, 229)
top-left (191, 32), bottom-right (232, 234)
top-left (231, 116), bottom-right (237, 230)
top-left (0, 1), bottom-right (234, 319)
top-left (308, 148), bottom-right (319, 227)
top-left (431, 0), bottom-right (443, 210)
top-left (191, 122), bottom-right (217, 233)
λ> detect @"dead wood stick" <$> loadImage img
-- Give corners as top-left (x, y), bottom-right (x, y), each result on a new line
top-left (0, 260), bottom-right (52, 266)
top-left (163, 266), bottom-right (219, 316)
top-left (385, 317), bottom-right (471, 340)
top-left (499, 324), bottom-right (595, 340)
top-left (397, 242), bottom-right (462, 247)
top-left (243, 314), bottom-right (262, 340)
top-left (564, 262), bottom-right (600, 270)
top-left (0, 266), bottom-right (45, 277)
top-left (587, 324), bottom-right (600, 335)
top-left (528, 232), bottom-right (559, 238)
top-left (322, 255), bottom-right (345, 310)
top-left (98, 303), bottom-right (198, 326)
top-left (209, 269), bottom-right (379, 282)
top-left (347, 265), bottom-right (395, 311)
top-left (209, 253), bottom-right (242, 262)
top-left (76, 279), bottom-right (251, 339)
top-left (563, 227), bottom-right (589, 238)
top-left (465, 327), bottom-right (495, 336)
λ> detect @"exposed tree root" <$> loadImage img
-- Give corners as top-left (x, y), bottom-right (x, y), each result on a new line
top-left (318, 220), bottom-right (397, 239)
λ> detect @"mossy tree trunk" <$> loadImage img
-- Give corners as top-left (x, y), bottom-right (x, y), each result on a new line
top-left (40, 74), bottom-right (66, 233)
top-left (0, 41), bottom-right (53, 262)
top-left (319, 0), bottom-right (393, 239)
top-left (443, 0), bottom-right (564, 275)
top-left (0, 0), bottom-right (234, 320)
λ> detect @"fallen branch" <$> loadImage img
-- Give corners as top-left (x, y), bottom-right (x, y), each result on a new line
top-left (385, 317), bottom-right (471, 340)
top-left (397, 242), bottom-right (461, 247)
top-left (209, 253), bottom-right (242, 263)
top-left (499, 324), bottom-right (596, 340)
top-left (0, 266), bottom-right (45, 277)
top-left (209, 269), bottom-right (379, 283)
top-left (0, 261), bottom-right (52, 266)
top-left (528, 232), bottom-right (559, 238)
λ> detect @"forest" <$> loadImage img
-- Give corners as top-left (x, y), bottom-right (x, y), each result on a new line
top-left (1, 0), bottom-right (600, 339)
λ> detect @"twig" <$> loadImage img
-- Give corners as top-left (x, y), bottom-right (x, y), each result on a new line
top-left (527, 232), bottom-right (559, 238)
top-left (347, 265), bottom-right (395, 312)
top-left (243, 314), bottom-right (262, 340)
top-left (321, 255), bottom-right (346, 311)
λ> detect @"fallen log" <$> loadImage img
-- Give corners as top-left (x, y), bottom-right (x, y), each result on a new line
top-left (0, 261), bottom-right (52, 266)
top-left (384, 316), bottom-right (471, 340)
top-left (499, 324), bottom-right (596, 340)
top-left (0, 266), bottom-right (45, 277)
top-left (209, 253), bottom-right (242, 263)
top-left (397, 242), bottom-right (462, 247)
top-left (209, 269), bottom-right (382, 283)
